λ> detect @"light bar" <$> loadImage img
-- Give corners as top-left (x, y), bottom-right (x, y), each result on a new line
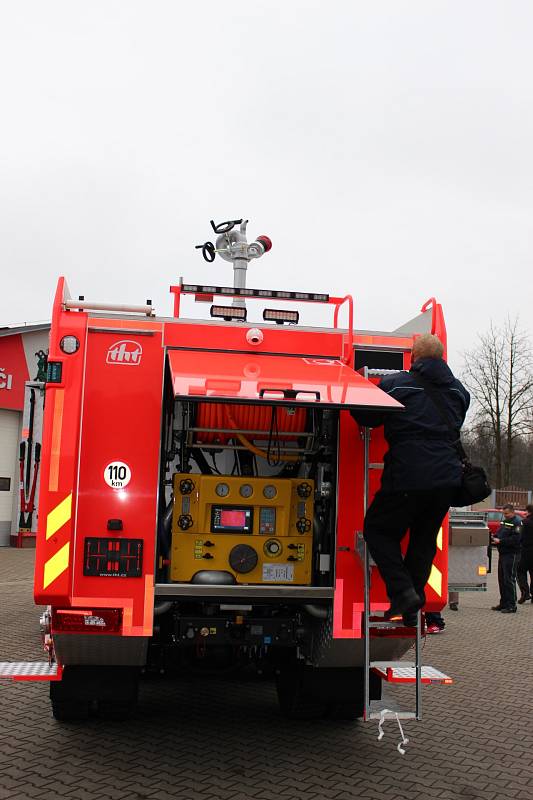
top-left (263, 308), bottom-right (300, 325)
top-left (181, 283), bottom-right (329, 303)
top-left (210, 304), bottom-right (248, 321)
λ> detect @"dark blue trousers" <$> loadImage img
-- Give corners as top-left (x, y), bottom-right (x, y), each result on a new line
top-left (498, 552), bottom-right (518, 609)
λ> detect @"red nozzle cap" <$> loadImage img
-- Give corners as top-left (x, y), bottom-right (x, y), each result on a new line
top-left (256, 235), bottom-right (272, 252)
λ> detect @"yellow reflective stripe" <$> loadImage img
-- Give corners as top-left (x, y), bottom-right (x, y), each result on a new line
top-left (436, 527), bottom-right (443, 550)
top-left (43, 543), bottom-right (70, 589)
top-left (46, 493), bottom-right (72, 540)
top-left (427, 564), bottom-right (442, 596)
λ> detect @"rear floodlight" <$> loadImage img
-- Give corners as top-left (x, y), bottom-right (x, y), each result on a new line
top-left (263, 308), bottom-right (300, 325)
top-left (210, 305), bottom-right (247, 322)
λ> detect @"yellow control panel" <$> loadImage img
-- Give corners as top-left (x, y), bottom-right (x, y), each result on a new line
top-left (170, 474), bottom-right (314, 585)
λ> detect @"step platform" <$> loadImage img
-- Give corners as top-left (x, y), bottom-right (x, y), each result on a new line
top-left (0, 662), bottom-right (63, 682)
top-left (371, 661), bottom-right (452, 685)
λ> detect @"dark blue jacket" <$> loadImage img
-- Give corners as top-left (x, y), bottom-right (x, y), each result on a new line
top-left (494, 515), bottom-right (522, 555)
top-left (520, 513), bottom-right (533, 556)
top-left (353, 357), bottom-right (470, 492)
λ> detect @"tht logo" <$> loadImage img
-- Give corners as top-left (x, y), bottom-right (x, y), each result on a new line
top-left (106, 340), bottom-right (143, 365)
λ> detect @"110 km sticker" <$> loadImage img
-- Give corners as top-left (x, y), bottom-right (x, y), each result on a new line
top-left (104, 461), bottom-right (132, 489)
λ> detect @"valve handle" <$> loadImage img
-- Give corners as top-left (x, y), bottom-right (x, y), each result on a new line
top-left (195, 242), bottom-right (216, 263)
top-left (210, 218), bottom-right (243, 235)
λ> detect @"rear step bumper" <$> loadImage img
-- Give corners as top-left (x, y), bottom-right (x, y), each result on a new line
top-left (0, 662), bottom-right (63, 682)
top-left (371, 661), bottom-right (452, 685)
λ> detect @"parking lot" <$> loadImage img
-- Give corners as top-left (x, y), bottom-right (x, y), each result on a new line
top-left (1, 548), bottom-right (532, 800)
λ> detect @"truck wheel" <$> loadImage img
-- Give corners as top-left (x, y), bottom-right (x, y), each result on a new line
top-left (276, 666), bottom-right (381, 721)
top-left (276, 665), bottom-right (329, 720)
top-left (50, 699), bottom-right (90, 721)
top-left (50, 667), bottom-right (91, 721)
top-left (96, 667), bottom-right (139, 720)
top-left (327, 668), bottom-right (381, 720)
top-left (50, 666), bottom-right (139, 722)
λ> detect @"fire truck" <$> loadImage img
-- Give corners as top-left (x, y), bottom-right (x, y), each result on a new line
top-left (1, 219), bottom-right (452, 727)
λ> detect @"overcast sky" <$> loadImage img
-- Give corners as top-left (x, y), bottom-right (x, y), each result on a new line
top-left (1, 1), bottom-right (532, 372)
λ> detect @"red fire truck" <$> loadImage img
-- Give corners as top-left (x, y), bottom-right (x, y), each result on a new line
top-left (1, 219), bottom-right (452, 727)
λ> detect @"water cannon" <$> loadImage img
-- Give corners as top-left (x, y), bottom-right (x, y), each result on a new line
top-left (195, 219), bottom-right (272, 305)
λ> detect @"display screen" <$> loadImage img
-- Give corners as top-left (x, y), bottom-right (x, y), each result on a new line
top-left (211, 505), bottom-right (253, 534)
top-left (220, 509), bottom-right (246, 527)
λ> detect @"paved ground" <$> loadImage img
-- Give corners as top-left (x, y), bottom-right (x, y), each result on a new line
top-left (0, 549), bottom-right (532, 800)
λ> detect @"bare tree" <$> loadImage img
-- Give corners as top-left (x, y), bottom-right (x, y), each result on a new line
top-left (462, 317), bottom-right (533, 487)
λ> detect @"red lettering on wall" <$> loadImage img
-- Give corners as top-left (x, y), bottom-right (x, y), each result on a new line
top-left (0, 335), bottom-right (30, 410)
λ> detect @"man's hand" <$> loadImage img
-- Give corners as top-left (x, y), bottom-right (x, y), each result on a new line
top-left (493, 538), bottom-right (500, 544)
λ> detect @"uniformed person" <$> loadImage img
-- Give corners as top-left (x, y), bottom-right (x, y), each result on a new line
top-left (491, 504), bottom-right (523, 613)
top-left (517, 504), bottom-right (533, 604)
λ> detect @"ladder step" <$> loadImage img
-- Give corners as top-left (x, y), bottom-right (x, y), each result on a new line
top-left (0, 662), bottom-right (63, 682)
top-left (368, 710), bottom-right (417, 720)
top-left (370, 661), bottom-right (452, 685)
top-left (367, 697), bottom-right (417, 720)
top-left (368, 620), bottom-right (416, 629)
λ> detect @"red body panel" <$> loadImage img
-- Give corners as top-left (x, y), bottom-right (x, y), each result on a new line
top-left (69, 319), bottom-right (164, 635)
top-left (34, 278), bottom-right (450, 647)
top-left (167, 349), bottom-right (403, 410)
top-left (34, 280), bottom-right (88, 606)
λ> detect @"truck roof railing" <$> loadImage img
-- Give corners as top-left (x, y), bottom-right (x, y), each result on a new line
top-left (170, 280), bottom-right (354, 364)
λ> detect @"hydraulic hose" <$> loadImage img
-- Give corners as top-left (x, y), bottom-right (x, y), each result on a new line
top-left (196, 403), bottom-right (305, 444)
top-left (225, 406), bottom-right (299, 463)
top-left (302, 604), bottom-right (328, 619)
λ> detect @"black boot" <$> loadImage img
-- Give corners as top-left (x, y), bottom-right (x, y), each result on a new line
top-left (384, 587), bottom-right (422, 621)
top-left (518, 592), bottom-right (530, 605)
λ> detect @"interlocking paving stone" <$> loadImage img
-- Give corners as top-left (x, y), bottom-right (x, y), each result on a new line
top-left (0, 549), bottom-right (532, 800)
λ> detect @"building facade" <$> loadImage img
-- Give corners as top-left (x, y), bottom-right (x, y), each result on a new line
top-left (0, 325), bottom-right (50, 546)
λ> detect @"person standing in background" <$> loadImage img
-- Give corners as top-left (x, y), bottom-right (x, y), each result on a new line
top-left (491, 504), bottom-right (522, 613)
top-left (517, 504), bottom-right (533, 604)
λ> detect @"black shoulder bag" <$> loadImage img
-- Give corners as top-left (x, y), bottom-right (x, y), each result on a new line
top-left (413, 374), bottom-right (491, 506)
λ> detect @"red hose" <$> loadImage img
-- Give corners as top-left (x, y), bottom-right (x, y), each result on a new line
top-left (195, 403), bottom-right (306, 445)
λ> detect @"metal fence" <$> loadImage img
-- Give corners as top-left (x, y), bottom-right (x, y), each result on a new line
top-left (495, 486), bottom-right (532, 509)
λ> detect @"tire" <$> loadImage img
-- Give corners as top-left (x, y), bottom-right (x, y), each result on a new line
top-left (96, 667), bottom-right (139, 720)
top-left (50, 699), bottom-right (91, 721)
top-left (276, 665), bottom-right (329, 720)
top-left (50, 666), bottom-right (139, 722)
top-left (50, 667), bottom-right (92, 721)
top-left (276, 665), bottom-right (381, 721)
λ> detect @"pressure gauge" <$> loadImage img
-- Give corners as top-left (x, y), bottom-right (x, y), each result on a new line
top-left (240, 483), bottom-right (253, 499)
top-left (263, 484), bottom-right (277, 499)
top-left (215, 482), bottom-right (230, 498)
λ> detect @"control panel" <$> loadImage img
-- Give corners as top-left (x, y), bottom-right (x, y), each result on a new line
top-left (170, 474), bottom-right (314, 585)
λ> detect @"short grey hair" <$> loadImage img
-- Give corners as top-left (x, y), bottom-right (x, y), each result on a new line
top-left (412, 333), bottom-right (444, 361)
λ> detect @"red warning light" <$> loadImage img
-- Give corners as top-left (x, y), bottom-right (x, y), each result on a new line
top-left (256, 235), bottom-right (272, 252)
